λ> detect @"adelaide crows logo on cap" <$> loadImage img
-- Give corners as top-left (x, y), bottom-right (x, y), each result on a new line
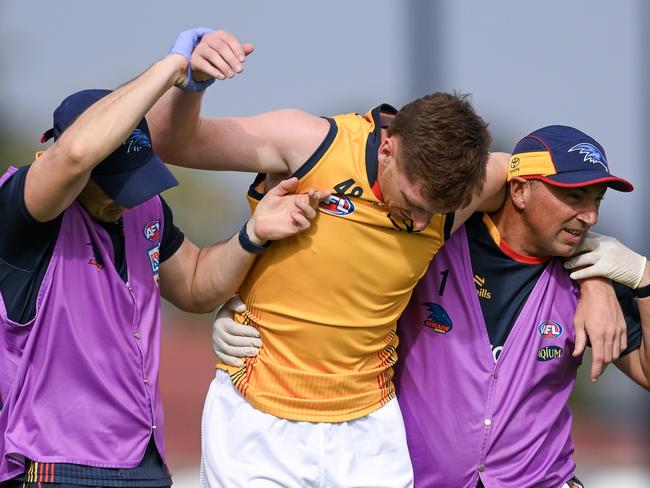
top-left (319, 194), bottom-right (356, 216)
top-left (568, 143), bottom-right (608, 170)
top-left (125, 129), bottom-right (152, 154)
top-left (422, 302), bottom-right (453, 334)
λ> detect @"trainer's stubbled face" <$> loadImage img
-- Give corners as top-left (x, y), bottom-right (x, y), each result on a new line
top-left (522, 181), bottom-right (606, 257)
top-left (77, 179), bottom-right (126, 223)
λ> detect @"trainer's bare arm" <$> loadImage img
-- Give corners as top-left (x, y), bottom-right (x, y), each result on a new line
top-left (159, 178), bottom-right (330, 313)
top-left (148, 30), bottom-right (329, 177)
top-left (25, 55), bottom-right (188, 223)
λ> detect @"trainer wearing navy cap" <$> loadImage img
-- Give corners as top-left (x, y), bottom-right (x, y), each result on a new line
top-left (40, 88), bottom-right (181, 209)
top-left (0, 45), bottom-right (328, 487)
top-left (395, 125), bottom-right (649, 487)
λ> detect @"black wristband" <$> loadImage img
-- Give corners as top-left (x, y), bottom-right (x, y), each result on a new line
top-left (238, 222), bottom-right (272, 254)
top-left (632, 282), bottom-right (650, 298)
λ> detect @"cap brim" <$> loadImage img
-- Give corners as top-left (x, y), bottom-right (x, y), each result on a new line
top-left (93, 155), bottom-right (179, 207)
top-left (533, 171), bottom-right (633, 192)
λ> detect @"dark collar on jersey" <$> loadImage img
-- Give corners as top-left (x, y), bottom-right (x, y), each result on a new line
top-left (366, 104), bottom-right (397, 201)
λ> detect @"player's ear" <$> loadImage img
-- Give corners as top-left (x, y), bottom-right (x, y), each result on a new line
top-left (378, 137), bottom-right (397, 171)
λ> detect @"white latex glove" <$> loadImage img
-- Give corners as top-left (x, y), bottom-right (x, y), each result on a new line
top-left (212, 295), bottom-right (262, 367)
top-left (564, 232), bottom-right (647, 289)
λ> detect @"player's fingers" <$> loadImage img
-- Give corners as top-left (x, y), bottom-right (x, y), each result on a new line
top-left (590, 340), bottom-right (605, 382)
top-left (305, 190), bottom-right (318, 209)
top-left (573, 323), bottom-right (587, 357)
top-left (295, 195), bottom-right (317, 220)
top-left (602, 332), bottom-right (614, 365)
top-left (201, 35), bottom-right (244, 76)
top-left (314, 188), bottom-right (332, 202)
top-left (590, 357), bottom-right (604, 383)
top-left (305, 188), bottom-right (331, 209)
top-left (212, 30), bottom-right (251, 64)
top-left (611, 330), bottom-right (621, 361)
top-left (242, 43), bottom-right (255, 57)
top-left (291, 212), bottom-right (311, 231)
top-left (269, 177), bottom-right (299, 197)
top-left (191, 55), bottom-right (228, 80)
top-left (197, 47), bottom-right (236, 78)
top-left (620, 325), bottom-right (628, 354)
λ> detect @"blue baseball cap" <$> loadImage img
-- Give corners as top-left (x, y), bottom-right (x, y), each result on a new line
top-left (41, 89), bottom-right (179, 207)
top-left (507, 125), bottom-right (633, 192)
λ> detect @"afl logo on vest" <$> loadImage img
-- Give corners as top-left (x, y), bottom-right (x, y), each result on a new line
top-left (319, 194), bottom-right (356, 216)
top-left (422, 302), bottom-right (453, 334)
top-left (537, 320), bottom-right (563, 339)
top-left (537, 346), bottom-right (563, 362)
top-left (144, 220), bottom-right (161, 242)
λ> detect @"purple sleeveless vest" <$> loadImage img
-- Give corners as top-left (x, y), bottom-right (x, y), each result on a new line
top-left (396, 224), bottom-right (580, 488)
top-left (0, 167), bottom-right (166, 481)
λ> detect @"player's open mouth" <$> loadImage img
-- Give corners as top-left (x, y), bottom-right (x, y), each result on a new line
top-left (564, 229), bottom-right (581, 237)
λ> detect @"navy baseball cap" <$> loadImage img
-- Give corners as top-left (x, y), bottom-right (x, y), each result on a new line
top-left (41, 89), bottom-right (179, 207)
top-left (507, 125), bottom-right (633, 192)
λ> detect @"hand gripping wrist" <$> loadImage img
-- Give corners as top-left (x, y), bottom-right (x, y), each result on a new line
top-left (168, 27), bottom-right (216, 92)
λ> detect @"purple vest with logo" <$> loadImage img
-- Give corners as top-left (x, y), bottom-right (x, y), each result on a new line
top-left (396, 224), bottom-right (580, 488)
top-left (0, 167), bottom-right (166, 481)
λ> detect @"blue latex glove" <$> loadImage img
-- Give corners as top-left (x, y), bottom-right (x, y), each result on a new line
top-left (169, 27), bottom-right (215, 92)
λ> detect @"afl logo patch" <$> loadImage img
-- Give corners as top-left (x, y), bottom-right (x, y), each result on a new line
top-left (319, 194), bottom-right (355, 216)
top-left (144, 220), bottom-right (161, 241)
top-left (537, 346), bottom-right (563, 362)
top-left (537, 320), bottom-right (563, 339)
top-left (422, 302), bottom-right (453, 334)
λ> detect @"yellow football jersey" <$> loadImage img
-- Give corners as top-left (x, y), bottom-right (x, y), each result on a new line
top-left (219, 105), bottom-right (451, 421)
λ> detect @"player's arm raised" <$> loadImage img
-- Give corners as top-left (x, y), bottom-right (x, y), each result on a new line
top-left (148, 28), bottom-right (330, 177)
